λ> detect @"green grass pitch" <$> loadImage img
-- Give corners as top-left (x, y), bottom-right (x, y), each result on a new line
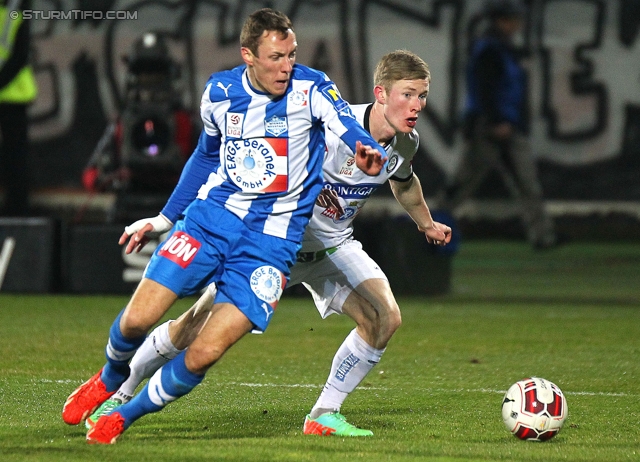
top-left (1, 240), bottom-right (639, 461)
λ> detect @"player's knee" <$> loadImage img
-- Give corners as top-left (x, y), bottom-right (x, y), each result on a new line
top-left (387, 307), bottom-right (402, 333)
top-left (120, 308), bottom-right (154, 337)
top-left (185, 342), bottom-right (225, 374)
top-left (360, 303), bottom-right (402, 347)
top-left (381, 304), bottom-right (402, 338)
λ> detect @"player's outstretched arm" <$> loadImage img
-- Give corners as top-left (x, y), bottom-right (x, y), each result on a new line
top-left (390, 174), bottom-right (451, 246)
top-left (118, 213), bottom-right (173, 254)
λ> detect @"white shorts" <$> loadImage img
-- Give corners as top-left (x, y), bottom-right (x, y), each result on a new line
top-left (288, 238), bottom-right (388, 318)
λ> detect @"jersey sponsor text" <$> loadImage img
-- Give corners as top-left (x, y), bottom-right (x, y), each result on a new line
top-left (225, 138), bottom-right (288, 193)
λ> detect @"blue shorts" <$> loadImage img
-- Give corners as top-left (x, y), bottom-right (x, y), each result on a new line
top-left (144, 208), bottom-right (299, 332)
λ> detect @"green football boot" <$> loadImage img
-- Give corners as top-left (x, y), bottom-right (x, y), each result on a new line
top-left (303, 412), bottom-right (373, 436)
top-left (85, 398), bottom-right (123, 430)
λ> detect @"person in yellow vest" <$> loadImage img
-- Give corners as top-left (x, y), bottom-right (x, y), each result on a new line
top-left (0, 0), bottom-right (37, 216)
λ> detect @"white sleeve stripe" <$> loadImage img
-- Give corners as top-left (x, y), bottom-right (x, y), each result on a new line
top-left (201, 83), bottom-right (222, 136)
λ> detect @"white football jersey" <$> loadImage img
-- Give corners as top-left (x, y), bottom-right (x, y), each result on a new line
top-left (300, 104), bottom-right (419, 251)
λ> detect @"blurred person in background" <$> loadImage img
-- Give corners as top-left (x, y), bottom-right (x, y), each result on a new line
top-left (0, 0), bottom-right (37, 216)
top-left (442, 0), bottom-right (557, 249)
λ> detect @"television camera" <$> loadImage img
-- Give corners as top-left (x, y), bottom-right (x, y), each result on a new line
top-left (83, 32), bottom-right (197, 222)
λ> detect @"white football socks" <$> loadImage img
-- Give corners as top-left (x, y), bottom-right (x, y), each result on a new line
top-left (116, 321), bottom-right (183, 401)
top-left (310, 328), bottom-right (384, 418)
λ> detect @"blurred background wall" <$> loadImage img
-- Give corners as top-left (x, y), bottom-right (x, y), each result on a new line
top-left (2, 0), bottom-right (639, 294)
top-left (26, 0), bottom-right (640, 199)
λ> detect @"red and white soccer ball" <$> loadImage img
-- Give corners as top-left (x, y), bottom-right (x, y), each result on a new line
top-left (501, 377), bottom-right (568, 441)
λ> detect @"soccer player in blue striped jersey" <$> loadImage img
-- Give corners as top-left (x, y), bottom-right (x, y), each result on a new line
top-left (62, 8), bottom-right (387, 444)
top-left (83, 50), bottom-right (452, 438)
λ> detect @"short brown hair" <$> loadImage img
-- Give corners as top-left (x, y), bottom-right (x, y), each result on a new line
top-left (240, 8), bottom-right (294, 56)
top-left (373, 50), bottom-right (430, 92)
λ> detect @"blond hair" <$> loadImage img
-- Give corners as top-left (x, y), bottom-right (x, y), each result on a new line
top-left (373, 50), bottom-right (430, 92)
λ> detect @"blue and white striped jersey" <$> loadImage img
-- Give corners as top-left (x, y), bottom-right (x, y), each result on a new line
top-left (301, 103), bottom-right (419, 252)
top-left (160, 63), bottom-right (385, 243)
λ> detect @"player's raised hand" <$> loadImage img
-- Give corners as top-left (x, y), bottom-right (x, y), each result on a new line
top-left (119, 213), bottom-right (173, 254)
top-left (420, 221), bottom-right (452, 246)
top-left (354, 140), bottom-right (385, 176)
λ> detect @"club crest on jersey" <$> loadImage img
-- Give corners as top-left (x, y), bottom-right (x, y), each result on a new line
top-left (264, 115), bottom-right (287, 137)
top-left (226, 113), bottom-right (244, 138)
top-left (335, 205), bottom-right (359, 223)
top-left (158, 231), bottom-right (201, 268)
top-left (250, 265), bottom-right (285, 308)
top-left (339, 156), bottom-right (356, 177)
top-left (288, 89), bottom-right (308, 106)
top-left (225, 138), bottom-right (288, 193)
top-left (386, 154), bottom-right (399, 173)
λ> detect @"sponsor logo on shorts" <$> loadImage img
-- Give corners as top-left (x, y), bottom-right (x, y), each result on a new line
top-left (261, 302), bottom-right (273, 322)
top-left (250, 265), bottom-right (285, 309)
top-left (158, 231), bottom-right (201, 268)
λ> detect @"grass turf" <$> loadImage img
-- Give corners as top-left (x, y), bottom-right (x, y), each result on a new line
top-left (0, 240), bottom-right (639, 461)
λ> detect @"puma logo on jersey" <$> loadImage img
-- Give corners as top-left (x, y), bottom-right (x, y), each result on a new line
top-left (217, 82), bottom-right (232, 97)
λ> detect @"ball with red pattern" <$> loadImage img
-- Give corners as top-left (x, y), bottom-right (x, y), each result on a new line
top-left (501, 377), bottom-right (568, 441)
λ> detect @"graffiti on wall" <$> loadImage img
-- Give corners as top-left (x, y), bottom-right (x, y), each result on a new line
top-left (26, 0), bottom-right (640, 200)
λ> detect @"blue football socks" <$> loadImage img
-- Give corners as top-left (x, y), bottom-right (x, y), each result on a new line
top-left (101, 309), bottom-right (145, 392)
top-left (116, 351), bottom-right (204, 427)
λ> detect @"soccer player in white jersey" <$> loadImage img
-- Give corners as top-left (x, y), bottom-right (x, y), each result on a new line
top-left (83, 50), bottom-right (452, 437)
top-left (61, 8), bottom-right (388, 444)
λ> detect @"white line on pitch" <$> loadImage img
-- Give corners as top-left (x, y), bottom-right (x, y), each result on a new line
top-left (416, 387), bottom-right (633, 397)
top-left (38, 379), bottom-right (636, 396)
top-left (228, 382), bottom-right (386, 390)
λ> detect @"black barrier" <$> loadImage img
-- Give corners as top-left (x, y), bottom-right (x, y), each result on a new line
top-left (352, 216), bottom-right (451, 296)
top-left (62, 224), bottom-right (164, 294)
top-left (0, 217), bottom-right (59, 293)
top-left (1, 219), bottom-right (451, 295)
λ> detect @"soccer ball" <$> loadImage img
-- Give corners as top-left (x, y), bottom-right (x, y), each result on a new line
top-left (501, 377), bottom-right (568, 441)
